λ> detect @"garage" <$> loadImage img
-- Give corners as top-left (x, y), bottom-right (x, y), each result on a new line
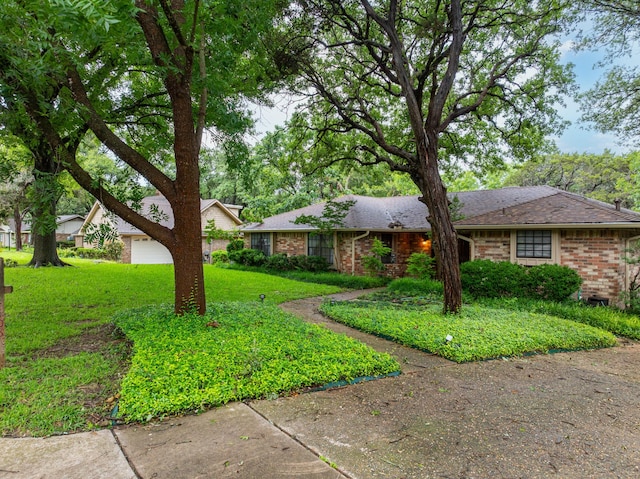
top-left (130, 237), bottom-right (173, 264)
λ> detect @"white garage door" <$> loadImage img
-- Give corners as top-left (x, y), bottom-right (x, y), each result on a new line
top-left (130, 237), bottom-right (173, 264)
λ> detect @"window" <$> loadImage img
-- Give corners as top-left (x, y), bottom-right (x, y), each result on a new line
top-left (308, 233), bottom-right (334, 264)
top-left (379, 233), bottom-right (395, 264)
top-left (516, 230), bottom-right (551, 259)
top-left (251, 233), bottom-right (271, 256)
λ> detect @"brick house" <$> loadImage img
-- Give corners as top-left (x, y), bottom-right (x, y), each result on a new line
top-left (77, 194), bottom-right (242, 264)
top-left (241, 186), bottom-right (640, 306)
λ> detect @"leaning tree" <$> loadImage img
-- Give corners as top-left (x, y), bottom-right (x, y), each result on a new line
top-left (277, 0), bottom-right (574, 313)
top-left (0, 0), bottom-right (284, 313)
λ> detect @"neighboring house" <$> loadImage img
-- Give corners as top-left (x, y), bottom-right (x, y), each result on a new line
top-left (0, 224), bottom-right (12, 248)
top-left (1, 215), bottom-right (83, 247)
top-left (241, 186), bottom-right (640, 306)
top-left (55, 215), bottom-right (85, 242)
top-left (77, 194), bottom-right (242, 264)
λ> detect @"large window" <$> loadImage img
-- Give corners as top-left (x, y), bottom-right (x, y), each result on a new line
top-left (251, 233), bottom-right (271, 256)
top-left (308, 233), bottom-right (334, 264)
top-left (516, 230), bottom-right (552, 259)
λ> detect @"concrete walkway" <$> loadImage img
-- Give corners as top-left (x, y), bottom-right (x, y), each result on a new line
top-left (2, 290), bottom-right (639, 478)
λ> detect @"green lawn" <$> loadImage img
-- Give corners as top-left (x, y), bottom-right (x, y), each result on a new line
top-left (1, 253), bottom-right (400, 436)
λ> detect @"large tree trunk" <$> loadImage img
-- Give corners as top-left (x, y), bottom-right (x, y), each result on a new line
top-left (12, 206), bottom-right (23, 251)
top-left (413, 136), bottom-right (462, 314)
top-left (27, 146), bottom-right (68, 267)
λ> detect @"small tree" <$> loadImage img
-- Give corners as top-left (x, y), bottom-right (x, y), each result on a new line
top-left (362, 238), bottom-right (392, 277)
top-left (622, 240), bottom-right (640, 312)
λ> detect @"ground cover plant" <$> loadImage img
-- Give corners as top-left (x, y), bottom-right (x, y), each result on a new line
top-left (0, 253), bottom-right (342, 436)
top-left (319, 300), bottom-right (617, 363)
top-left (376, 277), bottom-right (640, 340)
top-left (114, 302), bottom-right (399, 422)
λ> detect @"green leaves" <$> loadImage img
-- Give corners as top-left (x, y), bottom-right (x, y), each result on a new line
top-left (320, 300), bottom-right (616, 363)
top-left (114, 302), bottom-right (400, 421)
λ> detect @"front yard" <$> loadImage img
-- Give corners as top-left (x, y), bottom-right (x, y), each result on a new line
top-left (1, 253), bottom-right (637, 436)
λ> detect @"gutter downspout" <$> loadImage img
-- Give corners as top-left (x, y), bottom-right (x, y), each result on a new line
top-left (351, 231), bottom-right (370, 275)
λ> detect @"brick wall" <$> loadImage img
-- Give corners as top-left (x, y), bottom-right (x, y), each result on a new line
top-left (470, 230), bottom-right (511, 262)
top-left (273, 233), bottom-right (306, 256)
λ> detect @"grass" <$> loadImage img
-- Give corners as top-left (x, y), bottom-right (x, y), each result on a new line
top-left (114, 302), bottom-right (399, 422)
top-left (0, 252), bottom-right (349, 436)
top-left (320, 300), bottom-right (617, 363)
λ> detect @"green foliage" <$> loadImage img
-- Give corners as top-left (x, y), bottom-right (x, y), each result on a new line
top-left (82, 222), bottom-right (120, 249)
top-left (209, 250), bottom-right (229, 265)
top-left (226, 238), bottom-right (245, 254)
top-left (229, 248), bottom-right (267, 267)
top-left (0, 257), bottom-right (19, 268)
top-left (204, 219), bottom-right (239, 243)
top-left (461, 260), bottom-right (582, 301)
top-left (320, 301), bottom-right (616, 363)
top-left (503, 151), bottom-right (640, 209)
top-left (114, 302), bottom-right (399, 421)
top-left (293, 199), bottom-right (356, 235)
top-left (362, 239), bottom-right (392, 277)
top-left (388, 278), bottom-right (444, 297)
top-left (288, 255), bottom-right (331, 272)
top-left (477, 297), bottom-right (640, 340)
top-left (405, 253), bottom-right (436, 280)
top-left (264, 253), bottom-right (291, 271)
top-left (1, 258), bottom-right (340, 435)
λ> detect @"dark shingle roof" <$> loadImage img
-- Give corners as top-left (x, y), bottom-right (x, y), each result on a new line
top-left (242, 186), bottom-right (640, 233)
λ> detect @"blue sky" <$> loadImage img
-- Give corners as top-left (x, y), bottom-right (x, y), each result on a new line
top-left (554, 40), bottom-right (637, 155)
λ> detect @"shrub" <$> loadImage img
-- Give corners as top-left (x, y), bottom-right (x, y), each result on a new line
top-left (289, 255), bottom-right (330, 272)
top-left (405, 252), bottom-right (436, 279)
top-left (265, 253), bottom-right (291, 271)
top-left (209, 250), bottom-right (229, 264)
top-left (461, 259), bottom-right (528, 298)
top-left (103, 241), bottom-right (124, 261)
top-left (0, 257), bottom-right (18, 268)
top-left (229, 248), bottom-right (267, 267)
top-left (226, 238), bottom-right (244, 254)
top-left (527, 264), bottom-right (582, 302)
top-left (461, 260), bottom-right (582, 302)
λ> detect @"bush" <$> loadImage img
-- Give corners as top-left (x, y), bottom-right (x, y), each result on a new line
top-left (405, 252), bottom-right (436, 279)
top-left (289, 255), bottom-right (330, 272)
top-left (527, 264), bottom-right (582, 302)
top-left (388, 277), bottom-right (444, 296)
top-left (229, 248), bottom-right (267, 267)
top-left (103, 241), bottom-right (124, 261)
top-left (265, 253), bottom-right (291, 271)
top-left (0, 257), bottom-right (18, 268)
top-left (461, 260), bottom-right (528, 298)
top-left (461, 260), bottom-right (581, 301)
top-left (209, 250), bottom-right (229, 264)
top-left (226, 238), bottom-right (244, 254)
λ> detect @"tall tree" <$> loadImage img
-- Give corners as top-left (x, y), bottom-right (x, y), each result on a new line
top-left (577, 1), bottom-right (640, 144)
top-left (0, 0), bottom-right (283, 313)
top-left (277, 0), bottom-right (573, 313)
top-left (503, 150), bottom-right (640, 209)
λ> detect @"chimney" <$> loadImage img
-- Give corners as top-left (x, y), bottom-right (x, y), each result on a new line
top-left (614, 199), bottom-right (621, 211)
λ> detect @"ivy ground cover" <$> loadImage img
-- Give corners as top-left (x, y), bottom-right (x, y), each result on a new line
top-left (319, 301), bottom-right (617, 363)
top-left (114, 302), bottom-right (400, 422)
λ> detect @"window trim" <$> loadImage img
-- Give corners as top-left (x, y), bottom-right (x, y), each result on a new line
top-left (510, 229), bottom-right (559, 266)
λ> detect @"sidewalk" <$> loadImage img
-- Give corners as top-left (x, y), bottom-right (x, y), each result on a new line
top-left (0, 402), bottom-right (344, 479)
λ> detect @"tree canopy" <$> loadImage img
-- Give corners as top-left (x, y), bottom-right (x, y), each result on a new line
top-left (271, 0), bottom-right (574, 313)
top-left (0, 0), bottom-right (286, 313)
top-left (577, 1), bottom-right (640, 145)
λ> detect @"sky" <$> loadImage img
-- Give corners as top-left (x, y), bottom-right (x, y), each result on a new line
top-left (251, 32), bottom-right (639, 156)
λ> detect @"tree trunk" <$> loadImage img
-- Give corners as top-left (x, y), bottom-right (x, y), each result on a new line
top-left (12, 206), bottom-right (23, 251)
top-left (170, 195), bottom-right (205, 315)
top-left (27, 145), bottom-right (68, 267)
top-left (413, 137), bottom-right (462, 314)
